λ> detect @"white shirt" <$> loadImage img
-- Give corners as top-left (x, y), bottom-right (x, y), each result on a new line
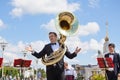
top-left (107, 54), bottom-right (114, 71)
top-left (65, 68), bottom-right (77, 79)
top-left (51, 42), bottom-right (59, 51)
top-left (109, 55), bottom-right (114, 60)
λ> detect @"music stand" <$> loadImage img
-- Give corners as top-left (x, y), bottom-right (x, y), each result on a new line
top-left (14, 59), bottom-right (32, 67)
top-left (14, 59), bottom-right (22, 67)
top-left (97, 57), bottom-right (114, 68)
top-left (97, 58), bottom-right (106, 68)
top-left (21, 60), bottom-right (32, 67)
top-left (97, 57), bottom-right (114, 80)
top-left (105, 58), bottom-right (114, 68)
top-left (0, 58), bottom-right (3, 67)
top-left (14, 59), bottom-right (32, 79)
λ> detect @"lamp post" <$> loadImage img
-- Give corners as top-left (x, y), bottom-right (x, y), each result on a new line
top-left (21, 50), bottom-right (27, 80)
top-left (36, 59), bottom-right (38, 80)
top-left (0, 40), bottom-right (8, 78)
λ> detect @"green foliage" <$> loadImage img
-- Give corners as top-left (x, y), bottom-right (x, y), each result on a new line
top-left (38, 68), bottom-right (46, 78)
top-left (76, 73), bottom-right (84, 80)
top-left (0, 66), bottom-right (47, 79)
top-left (0, 70), bottom-right (2, 77)
top-left (0, 66), bottom-right (19, 78)
top-left (90, 73), bottom-right (105, 80)
top-left (4, 66), bottom-right (19, 77)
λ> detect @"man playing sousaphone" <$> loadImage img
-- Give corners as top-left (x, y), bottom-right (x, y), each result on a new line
top-left (25, 12), bottom-right (81, 80)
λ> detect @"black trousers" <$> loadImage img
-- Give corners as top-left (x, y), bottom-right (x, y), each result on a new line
top-left (46, 66), bottom-right (65, 80)
top-left (106, 70), bottom-right (117, 80)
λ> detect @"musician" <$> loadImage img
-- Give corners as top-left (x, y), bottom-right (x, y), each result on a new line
top-left (105, 43), bottom-right (120, 80)
top-left (64, 62), bottom-right (77, 80)
top-left (26, 32), bottom-right (81, 80)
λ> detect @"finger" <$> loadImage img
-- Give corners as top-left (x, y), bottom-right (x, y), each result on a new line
top-left (79, 48), bottom-right (81, 50)
top-left (77, 48), bottom-right (81, 52)
top-left (78, 48), bottom-right (81, 52)
top-left (76, 47), bottom-right (78, 50)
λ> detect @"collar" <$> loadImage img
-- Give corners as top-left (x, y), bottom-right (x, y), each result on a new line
top-left (109, 53), bottom-right (114, 55)
top-left (51, 43), bottom-right (56, 45)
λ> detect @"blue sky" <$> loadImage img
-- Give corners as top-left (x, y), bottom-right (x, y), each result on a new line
top-left (0, 0), bottom-right (120, 69)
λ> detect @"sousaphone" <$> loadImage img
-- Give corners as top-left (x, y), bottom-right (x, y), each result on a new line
top-left (41, 12), bottom-right (79, 66)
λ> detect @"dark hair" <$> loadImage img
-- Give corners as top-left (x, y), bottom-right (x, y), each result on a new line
top-left (49, 32), bottom-right (57, 37)
top-left (108, 43), bottom-right (115, 48)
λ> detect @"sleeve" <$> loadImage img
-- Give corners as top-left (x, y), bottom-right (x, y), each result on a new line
top-left (32, 45), bottom-right (47, 58)
top-left (65, 46), bottom-right (77, 59)
top-left (117, 53), bottom-right (120, 73)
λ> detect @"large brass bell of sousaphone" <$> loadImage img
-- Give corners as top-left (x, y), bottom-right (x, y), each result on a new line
top-left (56, 11), bottom-right (79, 36)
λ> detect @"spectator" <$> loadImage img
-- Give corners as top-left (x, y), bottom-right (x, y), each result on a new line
top-left (64, 62), bottom-right (77, 80)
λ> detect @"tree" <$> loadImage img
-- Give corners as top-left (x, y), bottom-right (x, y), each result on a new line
top-left (4, 66), bottom-right (19, 77)
top-left (0, 66), bottom-right (19, 78)
top-left (76, 73), bottom-right (84, 80)
top-left (38, 68), bottom-right (46, 78)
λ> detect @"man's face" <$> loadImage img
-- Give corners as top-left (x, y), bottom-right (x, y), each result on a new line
top-left (64, 62), bottom-right (68, 69)
top-left (49, 33), bottom-right (57, 43)
top-left (108, 46), bottom-right (114, 53)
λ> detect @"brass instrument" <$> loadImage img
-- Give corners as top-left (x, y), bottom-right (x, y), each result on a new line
top-left (41, 12), bottom-right (79, 66)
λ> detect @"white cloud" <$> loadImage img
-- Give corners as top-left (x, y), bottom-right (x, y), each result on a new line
top-left (79, 22), bottom-right (100, 36)
top-left (0, 37), bottom-right (47, 68)
top-left (0, 36), bottom-right (7, 42)
top-left (3, 52), bottom-right (19, 63)
top-left (89, 38), bottom-right (104, 51)
top-left (88, 0), bottom-right (100, 8)
top-left (10, 8), bottom-right (23, 17)
top-left (0, 19), bottom-right (4, 27)
top-left (66, 37), bottom-right (104, 54)
top-left (0, 19), bottom-right (6, 29)
top-left (65, 36), bottom-right (89, 53)
top-left (90, 38), bottom-right (104, 60)
top-left (30, 40), bottom-right (47, 52)
top-left (41, 19), bottom-right (57, 32)
top-left (10, 0), bottom-right (80, 17)
top-left (6, 41), bottom-right (26, 53)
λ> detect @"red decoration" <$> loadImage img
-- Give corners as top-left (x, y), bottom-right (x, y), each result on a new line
top-left (0, 58), bottom-right (3, 67)
top-left (14, 59), bottom-right (32, 67)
